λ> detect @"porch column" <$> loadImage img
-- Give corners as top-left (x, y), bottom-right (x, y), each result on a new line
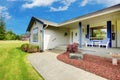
top-left (107, 21), bottom-right (112, 48)
top-left (86, 24), bottom-right (90, 39)
top-left (79, 22), bottom-right (82, 48)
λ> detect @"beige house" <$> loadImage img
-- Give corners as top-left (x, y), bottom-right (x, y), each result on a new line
top-left (26, 4), bottom-right (120, 51)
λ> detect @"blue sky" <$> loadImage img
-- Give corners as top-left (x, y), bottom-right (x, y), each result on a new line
top-left (0, 0), bottom-right (120, 34)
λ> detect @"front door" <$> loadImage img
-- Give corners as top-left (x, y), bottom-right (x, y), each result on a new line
top-left (70, 29), bottom-right (79, 43)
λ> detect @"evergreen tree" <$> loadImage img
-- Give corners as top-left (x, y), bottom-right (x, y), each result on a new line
top-left (0, 16), bottom-right (6, 40)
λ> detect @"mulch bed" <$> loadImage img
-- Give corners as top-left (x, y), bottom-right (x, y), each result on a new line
top-left (57, 52), bottom-right (120, 80)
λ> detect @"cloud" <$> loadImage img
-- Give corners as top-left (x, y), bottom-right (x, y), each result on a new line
top-left (80, 0), bottom-right (120, 7)
top-left (22, 0), bottom-right (76, 11)
top-left (50, 0), bottom-right (76, 11)
top-left (0, 6), bottom-right (11, 19)
top-left (22, 0), bottom-right (58, 8)
top-left (80, 0), bottom-right (89, 7)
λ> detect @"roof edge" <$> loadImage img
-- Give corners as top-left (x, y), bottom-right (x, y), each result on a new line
top-left (26, 16), bottom-right (44, 32)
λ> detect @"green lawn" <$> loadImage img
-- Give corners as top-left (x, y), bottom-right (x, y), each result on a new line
top-left (0, 41), bottom-right (44, 80)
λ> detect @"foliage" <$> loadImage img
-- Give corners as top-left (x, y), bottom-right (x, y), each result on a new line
top-left (0, 16), bottom-right (6, 40)
top-left (5, 30), bottom-right (22, 40)
top-left (16, 35), bottom-right (22, 40)
top-left (66, 43), bottom-right (79, 53)
top-left (21, 43), bottom-right (40, 53)
top-left (27, 44), bottom-right (39, 53)
top-left (5, 30), bottom-right (16, 40)
top-left (0, 16), bottom-right (22, 40)
top-left (91, 29), bottom-right (107, 40)
top-left (0, 41), bottom-right (43, 80)
top-left (21, 43), bottom-right (29, 52)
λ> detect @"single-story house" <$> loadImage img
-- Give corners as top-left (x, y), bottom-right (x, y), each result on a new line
top-left (26, 4), bottom-right (120, 51)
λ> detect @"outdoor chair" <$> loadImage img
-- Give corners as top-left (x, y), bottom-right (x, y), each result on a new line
top-left (99, 38), bottom-right (110, 49)
top-left (85, 38), bottom-right (93, 47)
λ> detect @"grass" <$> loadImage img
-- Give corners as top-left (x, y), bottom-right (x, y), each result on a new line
top-left (0, 41), bottom-right (44, 80)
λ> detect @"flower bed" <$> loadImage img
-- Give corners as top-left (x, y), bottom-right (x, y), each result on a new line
top-left (57, 52), bottom-right (120, 80)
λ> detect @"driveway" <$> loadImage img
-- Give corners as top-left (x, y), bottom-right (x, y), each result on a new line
top-left (27, 51), bottom-right (107, 80)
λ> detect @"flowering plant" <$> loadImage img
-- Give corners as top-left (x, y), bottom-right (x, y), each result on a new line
top-left (66, 43), bottom-right (79, 53)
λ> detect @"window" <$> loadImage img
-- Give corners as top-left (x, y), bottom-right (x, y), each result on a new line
top-left (90, 26), bottom-right (107, 40)
top-left (32, 27), bottom-right (38, 42)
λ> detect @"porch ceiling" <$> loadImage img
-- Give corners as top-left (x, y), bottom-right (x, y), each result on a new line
top-left (60, 22), bottom-right (80, 29)
top-left (82, 11), bottom-right (120, 25)
top-left (59, 11), bottom-right (120, 28)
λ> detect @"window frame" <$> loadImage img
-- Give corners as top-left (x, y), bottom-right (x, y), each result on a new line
top-left (32, 27), bottom-right (38, 42)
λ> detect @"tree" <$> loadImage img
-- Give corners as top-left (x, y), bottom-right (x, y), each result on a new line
top-left (5, 30), bottom-right (16, 40)
top-left (0, 16), bottom-right (6, 40)
top-left (16, 35), bottom-right (21, 40)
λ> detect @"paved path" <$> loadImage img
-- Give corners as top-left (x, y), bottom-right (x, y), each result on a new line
top-left (28, 51), bottom-right (107, 80)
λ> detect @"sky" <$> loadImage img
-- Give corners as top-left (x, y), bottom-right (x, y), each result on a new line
top-left (0, 0), bottom-right (120, 34)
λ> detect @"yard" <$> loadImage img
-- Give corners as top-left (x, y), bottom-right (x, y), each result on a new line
top-left (0, 41), bottom-right (44, 80)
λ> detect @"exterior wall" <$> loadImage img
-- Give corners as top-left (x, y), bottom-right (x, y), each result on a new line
top-left (44, 27), bottom-right (70, 50)
top-left (117, 19), bottom-right (120, 47)
top-left (70, 26), bottom-right (85, 45)
top-left (30, 21), bottom-right (43, 48)
top-left (111, 20), bottom-right (117, 47)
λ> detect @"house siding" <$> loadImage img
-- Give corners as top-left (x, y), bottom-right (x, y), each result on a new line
top-left (117, 19), bottom-right (120, 47)
top-left (30, 21), bottom-right (43, 49)
top-left (44, 27), bottom-right (70, 50)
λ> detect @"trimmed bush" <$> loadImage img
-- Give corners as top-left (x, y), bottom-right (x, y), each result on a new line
top-left (21, 44), bottom-right (40, 53)
top-left (21, 43), bottom-right (29, 52)
top-left (66, 43), bottom-right (79, 53)
top-left (27, 44), bottom-right (39, 53)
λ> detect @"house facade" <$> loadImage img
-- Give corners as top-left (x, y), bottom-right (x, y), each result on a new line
top-left (26, 4), bottom-right (120, 51)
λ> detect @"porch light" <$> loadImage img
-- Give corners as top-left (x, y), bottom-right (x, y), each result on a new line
top-left (64, 32), bottom-right (68, 36)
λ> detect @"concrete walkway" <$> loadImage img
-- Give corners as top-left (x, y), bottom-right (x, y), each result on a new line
top-left (28, 51), bottom-right (107, 80)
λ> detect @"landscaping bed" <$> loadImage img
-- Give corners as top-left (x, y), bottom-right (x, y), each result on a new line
top-left (57, 52), bottom-right (120, 80)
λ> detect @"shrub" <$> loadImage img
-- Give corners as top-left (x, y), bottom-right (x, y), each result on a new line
top-left (21, 44), bottom-right (40, 53)
top-left (27, 44), bottom-right (39, 53)
top-left (21, 43), bottom-right (29, 52)
top-left (66, 43), bottom-right (79, 53)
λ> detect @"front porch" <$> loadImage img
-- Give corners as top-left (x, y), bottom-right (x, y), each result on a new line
top-left (58, 10), bottom-right (120, 49)
top-left (80, 47), bottom-right (120, 58)
top-left (52, 45), bottom-right (120, 58)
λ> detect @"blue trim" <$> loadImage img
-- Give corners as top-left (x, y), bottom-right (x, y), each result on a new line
top-left (79, 22), bottom-right (82, 48)
top-left (107, 21), bottom-right (112, 47)
top-left (86, 24), bottom-right (90, 39)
